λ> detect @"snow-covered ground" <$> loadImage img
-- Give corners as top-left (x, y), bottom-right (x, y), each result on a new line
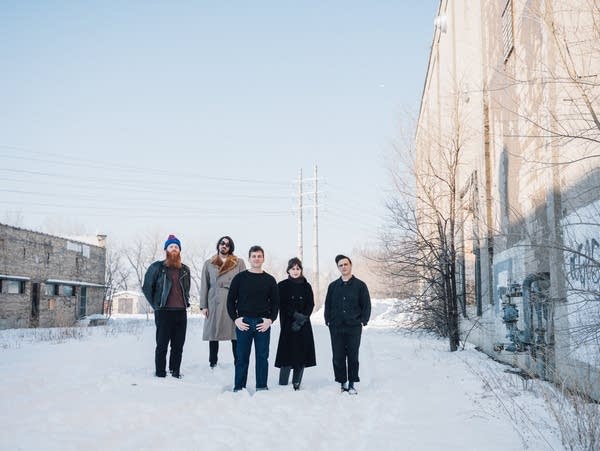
top-left (0, 299), bottom-right (564, 451)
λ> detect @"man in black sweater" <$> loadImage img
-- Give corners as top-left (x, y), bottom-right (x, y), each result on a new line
top-left (324, 254), bottom-right (371, 394)
top-left (227, 245), bottom-right (279, 392)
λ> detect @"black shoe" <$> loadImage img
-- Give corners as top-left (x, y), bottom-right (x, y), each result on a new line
top-left (293, 383), bottom-right (300, 391)
top-left (209, 363), bottom-right (217, 369)
top-left (340, 383), bottom-right (348, 393)
top-left (155, 372), bottom-right (167, 378)
top-left (172, 373), bottom-right (183, 379)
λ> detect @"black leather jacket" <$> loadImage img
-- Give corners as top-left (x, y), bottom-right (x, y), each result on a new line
top-left (142, 260), bottom-right (191, 310)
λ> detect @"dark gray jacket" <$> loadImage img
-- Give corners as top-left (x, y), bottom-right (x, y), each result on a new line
top-left (142, 260), bottom-right (191, 310)
top-left (324, 275), bottom-right (371, 327)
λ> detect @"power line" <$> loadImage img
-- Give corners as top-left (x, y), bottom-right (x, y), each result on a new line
top-left (0, 200), bottom-right (292, 218)
top-left (0, 185), bottom-right (291, 202)
top-left (0, 147), bottom-right (290, 187)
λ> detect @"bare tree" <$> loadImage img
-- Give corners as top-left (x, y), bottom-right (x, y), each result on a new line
top-left (379, 98), bottom-right (474, 351)
top-left (185, 243), bottom-right (212, 311)
top-left (104, 247), bottom-right (131, 317)
top-left (123, 232), bottom-right (163, 317)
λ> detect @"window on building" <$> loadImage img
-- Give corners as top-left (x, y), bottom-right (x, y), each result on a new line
top-left (1, 279), bottom-right (26, 294)
top-left (62, 285), bottom-right (76, 297)
top-left (502, 0), bottom-right (514, 61)
top-left (44, 284), bottom-right (60, 296)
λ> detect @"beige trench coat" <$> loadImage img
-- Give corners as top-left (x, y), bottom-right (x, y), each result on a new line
top-left (200, 255), bottom-right (246, 341)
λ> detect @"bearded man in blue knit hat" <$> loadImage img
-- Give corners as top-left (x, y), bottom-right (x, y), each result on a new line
top-left (142, 234), bottom-right (191, 378)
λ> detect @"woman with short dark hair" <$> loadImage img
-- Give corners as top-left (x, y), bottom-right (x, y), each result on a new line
top-left (275, 257), bottom-right (316, 390)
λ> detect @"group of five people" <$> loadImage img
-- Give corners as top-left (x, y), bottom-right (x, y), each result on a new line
top-left (142, 234), bottom-right (371, 394)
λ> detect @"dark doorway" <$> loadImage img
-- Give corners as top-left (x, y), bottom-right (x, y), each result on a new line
top-left (78, 286), bottom-right (87, 319)
top-left (30, 283), bottom-right (40, 327)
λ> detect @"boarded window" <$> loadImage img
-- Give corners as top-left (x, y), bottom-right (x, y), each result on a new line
top-left (2, 280), bottom-right (25, 294)
top-left (44, 284), bottom-right (59, 296)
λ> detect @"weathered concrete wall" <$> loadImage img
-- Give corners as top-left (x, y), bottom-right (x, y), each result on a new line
top-left (419, 0), bottom-right (600, 399)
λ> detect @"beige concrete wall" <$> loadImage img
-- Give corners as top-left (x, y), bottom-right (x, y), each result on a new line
top-left (417, 0), bottom-right (600, 399)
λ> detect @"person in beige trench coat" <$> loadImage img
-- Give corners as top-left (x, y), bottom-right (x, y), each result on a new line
top-left (200, 236), bottom-right (246, 368)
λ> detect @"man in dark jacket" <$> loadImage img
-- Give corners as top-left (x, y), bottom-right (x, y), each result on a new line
top-left (227, 245), bottom-right (279, 392)
top-left (142, 234), bottom-right (191, 379)
top-left (324, 254), bottom-right (371, 394)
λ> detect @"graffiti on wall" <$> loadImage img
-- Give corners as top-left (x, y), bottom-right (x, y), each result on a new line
top-left (566, 237), bottom-right (600, 291)
top-left (561, 200), bottom-right (600, 365)
top-left (562, 198), bottom-right (600, 292)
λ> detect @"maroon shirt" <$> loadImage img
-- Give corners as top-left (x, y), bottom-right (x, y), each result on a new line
top-left (166, 267), bottom-right (186, 309)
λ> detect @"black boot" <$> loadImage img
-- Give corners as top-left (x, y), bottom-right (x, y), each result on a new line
top-left (279, 366), bottom-right (291, 385)
top-left (209, 341), bottom-right (218, 368)
top-left (292, 366), bottom-right (304, 390)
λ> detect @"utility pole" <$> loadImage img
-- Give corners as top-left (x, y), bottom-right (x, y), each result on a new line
top-left (297, 168), bottom-right (303, 262)
top-left (312, 164), bottom-right (320, 300)
top-left (294, 165), bottom-right (321, 302)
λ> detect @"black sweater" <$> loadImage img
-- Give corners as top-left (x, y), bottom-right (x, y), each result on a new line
top-left (227, 270), bottom-right (280, 322)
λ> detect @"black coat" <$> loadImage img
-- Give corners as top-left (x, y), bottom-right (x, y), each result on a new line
top-left (275, 277), bottom-right (316, 368)
top-left (324, 275), bottom-right (371, 327)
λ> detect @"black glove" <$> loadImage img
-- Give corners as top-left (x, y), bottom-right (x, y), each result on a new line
top-left (293, 312), bottom-right (307, 322)
top-left (291, 312), bottom-right (307, 332)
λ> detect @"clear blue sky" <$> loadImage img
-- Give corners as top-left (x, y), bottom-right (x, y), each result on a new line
top-left (0, 1), bottom-right (438, 271)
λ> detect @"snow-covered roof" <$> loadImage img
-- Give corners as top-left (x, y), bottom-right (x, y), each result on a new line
top-left (0, 274), bottom-right (30, 280)
top-left (63, 235), bottom-right (104, 246)
top-left (0, 223), bottom-right (105, 247)
top-left (45, 279), bottom-right (106, 288)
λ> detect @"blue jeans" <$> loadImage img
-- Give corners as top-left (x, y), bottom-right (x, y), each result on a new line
top-left (234, 317), bottom-right (271, 390)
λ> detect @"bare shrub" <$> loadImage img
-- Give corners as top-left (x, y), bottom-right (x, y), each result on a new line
top-left (542, 382), bottom-right (600, 451)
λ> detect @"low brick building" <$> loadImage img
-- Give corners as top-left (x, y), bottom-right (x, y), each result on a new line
top-left (109, 290), bottom-right (149, 315)
top-left (0, 223), bottom-right (107, 329)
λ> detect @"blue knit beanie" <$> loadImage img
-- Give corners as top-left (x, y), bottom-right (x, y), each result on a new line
top-left (164, 234), bottom-right (181, 250)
